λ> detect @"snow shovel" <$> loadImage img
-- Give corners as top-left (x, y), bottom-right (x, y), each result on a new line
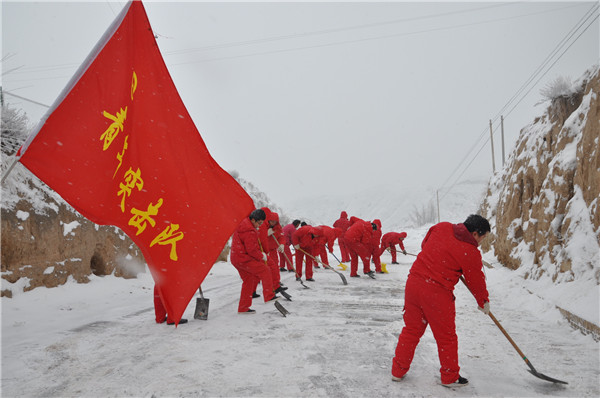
top-left (331, 252), bottom-right (348, 271)
top-left (193, 287), bottom-right (209, 320)
top-left (459, 276), bottom-right (568, 384)
top-left (274, 300), bottom-right (290, 317)
top-left (298, 248), bottom-right (348, 285)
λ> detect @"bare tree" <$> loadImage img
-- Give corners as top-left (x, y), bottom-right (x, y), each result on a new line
top-left (408, 201), bottom-right (436, 227)
top-left (1, 101), bottom-right (29, 156)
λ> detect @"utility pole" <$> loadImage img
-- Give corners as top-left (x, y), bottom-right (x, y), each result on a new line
top-left (501, 115), bottom-right (506, 166)
top-left (489, 119), bottom-right (496, 173)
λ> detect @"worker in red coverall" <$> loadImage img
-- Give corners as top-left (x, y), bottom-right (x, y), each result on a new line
top-left (292, 224), bottom-right (321, 281)
top-left (230, 209), bottom-right (278, 314)
top-left (371, 219), bottom-right (383, 273)
top-left (258, 207), bottom-right (288, 295)
top-left (314, 225), bottom-right (342, 267)
top-left (344, 217), bottom-right (377, 277)
top-left (281, 219), bottom-right (300, 272)
top-left (391, 214), bottom-right (491, 387)
top-left (380, 232), bottom-right (407, 264)
top-left (333, 211), bottom-right (351, 262)
top-left (154, 285), bottom-right (188, 325)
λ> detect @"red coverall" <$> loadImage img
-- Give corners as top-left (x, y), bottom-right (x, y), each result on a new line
top-left (344, 217), bottom-right (375, 276)
top-left (292, 225), bottom-right (320, 280)
top-left (281, 223), bottom-right (297, 271)
top-left (333, 211), bottom-right (351, 262)
top-left (380, 232), bottom-right (407, 263)
top-left (371, 219), bottom-right (383, 273)
top-left (154, 285), bottom-right (170, 323)
top-left (315, 225), bottom-right (341, 266)
top-left (258, 208), bottom-right (284, 291)
top-left (392, 222), bottom-right (489, 384)
top-left (230, 217), bottom-right (276, 312)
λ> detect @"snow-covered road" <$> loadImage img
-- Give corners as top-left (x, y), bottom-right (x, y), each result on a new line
top-left (2, 248), bottom-right (598, 397)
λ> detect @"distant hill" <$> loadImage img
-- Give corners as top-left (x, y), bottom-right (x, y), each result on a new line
top-left (284, 178), bottom-right (488, 230)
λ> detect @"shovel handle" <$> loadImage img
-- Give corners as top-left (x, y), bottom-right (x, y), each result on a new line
top-left (459, 276), bottom-right (536, 372)
top-left (198, 287), bottom-right (205, 300)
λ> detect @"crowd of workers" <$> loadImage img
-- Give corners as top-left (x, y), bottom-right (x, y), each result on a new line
top-left (229, 208), bottom-right (409, 312)
top-left (155, 207), bottom-right (492, 389)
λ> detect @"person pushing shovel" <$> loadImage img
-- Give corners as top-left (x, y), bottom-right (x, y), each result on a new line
top-left (391, 214), bottom-right (491, 387)
top-left (230, 209), bottom-right (279, 314)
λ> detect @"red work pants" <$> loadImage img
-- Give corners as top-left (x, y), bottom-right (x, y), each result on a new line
top-left (233, 259), bottom-right (275, 312)
top-left (338, 237), bottom-right (350, 262)
top-left (380, 244), bottom-right (397, 263)
top-left (154, 285), bottom-right (169, 323)
top-left (281, 245), bottom-right (294, 270)
top-left (319, 246), bottom-right (330, 266)
top-left (346, 242), bottom-right (371, 276)
top-left (294, 246), bottom-right (315, 279)
top-left (267, 250), bottom-right (281, 289)
top-left (392, 276), bottom-right (460, 384)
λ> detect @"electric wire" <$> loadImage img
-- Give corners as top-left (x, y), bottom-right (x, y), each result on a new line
top-left (167, 3), bottom-right (586, 66)
top-left (437, 3), bottom-right (599, 203)
top-left (165, 2), bottom-right (516, 56)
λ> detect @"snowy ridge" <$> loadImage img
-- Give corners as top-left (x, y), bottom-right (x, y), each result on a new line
top-left (285, 178), bottom-right (488, 230)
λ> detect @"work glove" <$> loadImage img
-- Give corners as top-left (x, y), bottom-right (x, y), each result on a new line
top-left (294, 244), bottom-right (300, 250)
top-left (478, 302), bottom-right (490, 315)
top-left (262, 253), bottom-right (268, 262)
top-left (277, 244), bottom-right (284, 253)
top-left (402, 250), bottom-right (407, 255)
top-left (267, 228), bottom-right (275, 236)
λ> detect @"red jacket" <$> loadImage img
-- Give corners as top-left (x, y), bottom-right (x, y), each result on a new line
top-left (316, 225), bottom-right (340, 252)
top-left (381, 232), bottom-right (407, 251)
top-left (333, 211), bottom-right (351, 234)
top-left (410, 222), bottom-right (489, 307)
top-left (230, 217), bottom-right (263, 265)
top-left (292, 225), bottom-right (320, 249)
top-left (344, 218), bottom-right (374, 257)
top-left (282, 223), bottom-right (297, 246)
top-left (371, 219), bottom-right (382, 250)
top-left (258, 208), bottom-right (283, 252)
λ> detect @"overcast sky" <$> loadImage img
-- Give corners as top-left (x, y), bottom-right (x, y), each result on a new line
top-left (2, 1), bottom-right (599, 211)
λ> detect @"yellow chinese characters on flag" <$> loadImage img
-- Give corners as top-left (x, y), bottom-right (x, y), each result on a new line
top-left (18, 0), bottom-right (254, 325)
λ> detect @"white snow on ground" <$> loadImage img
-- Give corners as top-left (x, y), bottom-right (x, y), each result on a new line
top-left (2, 236), bottom-right (598, 397)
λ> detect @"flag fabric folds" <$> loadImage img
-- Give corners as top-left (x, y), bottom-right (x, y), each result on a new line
top-left (18, 0), bottom-right (255, 325)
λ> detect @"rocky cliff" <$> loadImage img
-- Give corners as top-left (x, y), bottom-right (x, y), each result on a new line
top-left (480, 64), bottom-right (599, 284)
top-left (1, 163), bottom-right (146, 297)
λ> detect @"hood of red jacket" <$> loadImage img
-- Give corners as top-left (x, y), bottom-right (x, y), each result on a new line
top-left (453, 223), bottom-right (478, 247)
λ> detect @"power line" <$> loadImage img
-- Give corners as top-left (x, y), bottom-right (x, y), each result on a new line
top-left (3, 91), bottom-right (51, 108)
top-left (437, 3), bottom-right (599, 202)
top-left (165, 2), bottom-right (516, 56)
top-left (168, 3), bottom-right (587, 66)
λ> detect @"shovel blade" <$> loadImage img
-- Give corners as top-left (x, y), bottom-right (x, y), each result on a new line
top-left (527, 369), bottom-right (568, 385)
top-left (339, 273), bottom-right (348, 285)
top-left (274, 301), bottom-right (290, 317)
top-left (194, 297), bottom-right (209, 320)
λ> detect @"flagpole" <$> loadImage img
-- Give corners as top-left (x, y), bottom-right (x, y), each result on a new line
top-left (1, 156), bottom-right (21, 185)
top-left (3, 1), bottom-right (134, 186)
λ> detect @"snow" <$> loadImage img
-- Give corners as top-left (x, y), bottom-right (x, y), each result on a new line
top-left (2, 227), bottom-right (599, 397)
top-left (62, 220), bottom-right (81, 236)
top-left (2, 65), bottom-right (599, 398)
top-left (15, 210), bottom-right (29, 221)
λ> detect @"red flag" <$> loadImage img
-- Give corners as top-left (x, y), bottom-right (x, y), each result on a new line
top-left (18, 0), bottom-right (254, 324)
